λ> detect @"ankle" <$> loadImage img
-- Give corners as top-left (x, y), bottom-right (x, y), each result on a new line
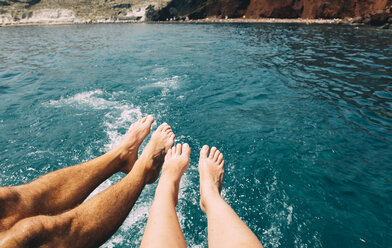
top-left (201, 180), bottom-right (221, 196)
top-left (156, 176), bottom-right (180, 205)
top-left (201, 186), bottom-right (222, 209)
top-left (200, 193), bottom-right (222, 214)
top-left (129, 162), bottom-right (150, 184)
top-left (117, 145), bottom-right (129, 159)
top-left (160, 172), bottom-right (181, 186)
top-left (137, 152), bottom-right (154, 166)
top-left (107, 148), bottom-right (128, 171)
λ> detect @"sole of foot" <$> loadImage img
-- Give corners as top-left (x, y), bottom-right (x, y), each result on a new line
top-left (118, 115), bottom-right (154, 174)
top-left (198, 145), bottom-right (225, 213)
top-left (141, 122), bottom-right (175, 184)
top-left (161, 143), bottom-right (191, 183)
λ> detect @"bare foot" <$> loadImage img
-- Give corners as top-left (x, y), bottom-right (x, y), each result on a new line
top-left (198, 145), bottom-right (225, 213)
top-left (161, 143), bottom-right (191, 184)
top-left (140, 123), bottom-right (175, 184)
top-left (117, 115), bottom-right (154, 174)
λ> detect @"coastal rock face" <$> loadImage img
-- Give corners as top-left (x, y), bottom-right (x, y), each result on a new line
top-left (244, 0), bottom-right (392, 19)
top-left (1, 0), bottom-right (391, 25)
top-left (0, 0), bottom-right (169, 25)
top-left (149, 0), bottom-right (250, 20)
top-left (0, 8), bottom-right (76, 25)
top-left (152, 0), bottom-right (392, 25)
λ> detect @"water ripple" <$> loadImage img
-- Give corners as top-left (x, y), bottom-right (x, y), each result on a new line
top-left (0, 23), bottom-right (391, 248)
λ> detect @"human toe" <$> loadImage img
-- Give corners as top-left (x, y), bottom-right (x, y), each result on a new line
top-left (213, 149), bottom-right (221, 161)
top-left (200, 145), bottom-right (209, 158)
top-left (163, 125), bottom-right (171, 133)
top-left (145, 115), bottom-right (154, 124)
top-left (157, 122), bottom-right (168, 131)
top-left (217, 153), bottom-right (224, 164)
top-left (182, 143), bottom-right (191, 156)
top-left (165, 128), bottom-right (172, 134)
top-left (209, 147), bottom-right (217, 159)
top-left (140, 116), bottom-right (147, 123)
top-left (176, 144), bottom-right (181, 155)
top-left (166, 148), bottom-right (173, 159)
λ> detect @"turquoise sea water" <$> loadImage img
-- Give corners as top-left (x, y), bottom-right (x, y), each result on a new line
top-left (0, 23), bottom-right (391, 247)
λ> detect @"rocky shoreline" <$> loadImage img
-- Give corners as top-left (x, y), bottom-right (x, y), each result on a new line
top-left (0, 7), bottom-right (148, 26)
top-left (1, 4), bottom-right (391, 29)
top-left (165, 17), bottom-right (391, 29)
top-left (1, 17), bottom-right (391, 29)
top-left (1, 0), bottom-right (391, 28)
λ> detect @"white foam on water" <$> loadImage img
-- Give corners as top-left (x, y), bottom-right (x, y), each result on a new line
top-left (45, 89), bottom-right (145, 153)
top-left (155, 75), bottom-right (180, 97)
top-left (101, 198), bottom-right (153, 247)
top-left (152, 75), bottom-right (179, 88)
top-left (177, 173), bottom-right (192, 228)
top-left (47, 90), bottom-right (147, 211)
top-left (294, 229), bottom-right (322, 248)
top-left (44, 89), bottom-right (219, 247)
top-left (26, 150), bottom-right (52, 157)
top-left (47, 90), bottom-right (116, 109)
top-left (259, 174), bottom-right (297, 248)
top-left (103, 107), bottom-right (143, 152)
top-left (85, 178), bottom-right (114, 201)
top-left (286, 205), bottom-right (293, 225)
top-left (152, 67), bottom-right (168, 74)
top-left (121, 200), bottom-right (152, 230)
top-left (102, 235), bottom-right (125, 248)
top-left (138, 75), bottom-right (181, 97)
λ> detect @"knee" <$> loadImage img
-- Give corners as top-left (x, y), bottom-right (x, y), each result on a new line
top-left (0, 188), bottom-right (21, 213)
top-left (0, 213), bottom-right (74, 248)
top-left (0, 215), bottom-right (51, 247)
top-left (18, 215), bottom-right (47, 234)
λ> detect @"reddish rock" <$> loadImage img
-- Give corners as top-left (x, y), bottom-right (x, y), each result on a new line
top-left (154, 0), bottom-right (392, 25)
top-left (369, 12), bottom-right (390, 25)
top-left (245, 0), bottom-right (392, 19)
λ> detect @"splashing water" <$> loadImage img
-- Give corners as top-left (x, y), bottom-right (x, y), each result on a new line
top-left (0, 24), bottom-right (391, 247)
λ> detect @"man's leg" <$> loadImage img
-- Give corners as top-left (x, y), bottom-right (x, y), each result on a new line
top-left (198, 146), bottom-right (263, 248)
top-left (0, 115), bottom-right (154, 232)
top-left (0, 123), bottom-right (175, 248)
top-left (141, 143), bottom-right (191, 248)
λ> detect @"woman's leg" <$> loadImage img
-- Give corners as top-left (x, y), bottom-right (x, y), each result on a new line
top-left (141, 143), bottom-right (191, 248)
top-left (0, 115), bottom-right (154, 232)
top-left (198, 146), bottom-right (263, 248)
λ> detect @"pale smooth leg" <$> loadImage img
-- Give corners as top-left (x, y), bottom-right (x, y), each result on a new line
top-left (141, 143), bottom-right (191, 248)
top-left (199, 145), bottom-right (263, 248)
top-left (0, 122), bottom-right (175, 248)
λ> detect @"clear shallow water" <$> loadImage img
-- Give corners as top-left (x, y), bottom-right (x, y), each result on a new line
top-left (0, 23), bottom-right (391, 247)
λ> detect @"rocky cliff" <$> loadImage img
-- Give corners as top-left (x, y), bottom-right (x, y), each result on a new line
top-left (245, 0), bottom-right (392, 19)
top-left (150, 0), bottom-right (392, 26)
top-left (0, 0), bottom-right (170, 25)
top-left (1, 0), bottom-right (392, 26)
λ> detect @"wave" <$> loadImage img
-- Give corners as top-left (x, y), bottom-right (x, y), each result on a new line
top-left (47, 90), bottom-right (114, 110)
top-left (103, 107), bottom-right (143, 152)
top-left (46, 89), bottom-right (144, 152)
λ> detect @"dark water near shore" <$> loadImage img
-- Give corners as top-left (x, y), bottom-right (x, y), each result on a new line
top-left (0, 23), bottom-right (391, 247)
